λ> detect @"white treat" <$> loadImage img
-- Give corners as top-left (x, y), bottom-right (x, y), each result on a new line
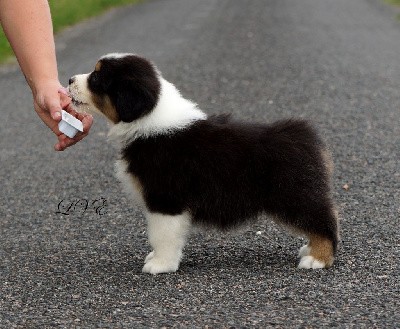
top-left (58, 110), bottom-right (84, 138)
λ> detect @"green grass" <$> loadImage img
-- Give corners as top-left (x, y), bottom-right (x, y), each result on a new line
top-left (384, 0), bottom-right (400, 20)
top-left (0, 30), bottom-right (13, 64)
top-left (0, 0), bottom-right (141, 64)
top-left (385, 0), bottom-right (400, 5)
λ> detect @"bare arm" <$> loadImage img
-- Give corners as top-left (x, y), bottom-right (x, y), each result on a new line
top-left (0, 0), bottom-right (92, 151)
top-left (0, 0), bottom-right (58, 95)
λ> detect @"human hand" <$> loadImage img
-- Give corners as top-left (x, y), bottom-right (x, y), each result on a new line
top-left (33, 79), bottom-right (93, 151)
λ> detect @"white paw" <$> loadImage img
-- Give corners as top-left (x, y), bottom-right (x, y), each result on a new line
top-left (298, 244), bottom-right (311, 257)
top-left (144, 251), bottom-right (154, 263)
top-left (298, 255), bottom-right (326, 269)
top-left (142, 257), bottom-right (180, 275)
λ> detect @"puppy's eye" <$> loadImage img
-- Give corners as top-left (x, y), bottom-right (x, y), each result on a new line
top-left (88, 72), bottom-right (103, 92)
top-left (90, 72), bottom-right (99, 83)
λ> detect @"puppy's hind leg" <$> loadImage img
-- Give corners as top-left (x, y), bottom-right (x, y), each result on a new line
top-left (142, 211), bottom-right (191, 275)
top-left (297, 207), bottom-right (339, 269)
top-left (298, 234), bottom-right (336, 269)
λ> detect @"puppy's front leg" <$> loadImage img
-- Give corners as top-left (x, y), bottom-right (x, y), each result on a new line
top-left (142, 211), bottom-right (191, 274)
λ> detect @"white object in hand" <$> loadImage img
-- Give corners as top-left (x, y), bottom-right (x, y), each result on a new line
top-left (58, 110), bottom-right (84, 138)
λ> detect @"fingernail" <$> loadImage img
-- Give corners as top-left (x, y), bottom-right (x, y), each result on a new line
top-left (53, 111), bottom-right (62, 120)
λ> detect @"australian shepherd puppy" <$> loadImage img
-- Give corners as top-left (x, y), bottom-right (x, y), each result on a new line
top-left (68, 53), bottom-right (339, 274)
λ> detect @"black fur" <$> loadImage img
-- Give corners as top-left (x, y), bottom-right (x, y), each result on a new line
top-left (88, 55), bottom-right (160, 122)
top-left (69, 53), bottom-right (340, 271)
top-left (122, 115), bottom-right (338, 251)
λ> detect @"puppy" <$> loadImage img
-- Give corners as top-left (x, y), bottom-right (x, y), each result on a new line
top-left (68, 53), bottom-right (339, 274)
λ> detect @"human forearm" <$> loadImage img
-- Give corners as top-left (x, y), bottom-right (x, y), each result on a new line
top-left (0, 0), bottom-right (59, 95)
top-left (0, 0), bottom-right (93, 151)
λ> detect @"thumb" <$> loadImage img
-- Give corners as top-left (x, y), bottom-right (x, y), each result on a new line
top-left (47, 99), bottom-right (63, 121)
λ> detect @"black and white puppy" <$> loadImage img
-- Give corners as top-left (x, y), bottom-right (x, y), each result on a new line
top-left (68, 53), bottom-right (339, 274)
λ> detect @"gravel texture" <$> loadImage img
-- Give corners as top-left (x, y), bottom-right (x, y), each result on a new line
top-left (0, 0), bottom-right (399, 327)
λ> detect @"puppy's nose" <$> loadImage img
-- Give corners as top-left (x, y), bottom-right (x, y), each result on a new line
top-left (69, 76), bottom-right (76, 85)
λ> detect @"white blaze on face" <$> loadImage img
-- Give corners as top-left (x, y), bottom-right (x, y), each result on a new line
top-left (68, 73), bottom-right (98, 114)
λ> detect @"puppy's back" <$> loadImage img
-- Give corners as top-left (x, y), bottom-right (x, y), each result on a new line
top-left (123, 115), bottom-right (332, 228)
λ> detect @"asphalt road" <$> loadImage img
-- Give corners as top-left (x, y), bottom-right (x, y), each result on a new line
top-left (1, 0), bottom-right (399, 327)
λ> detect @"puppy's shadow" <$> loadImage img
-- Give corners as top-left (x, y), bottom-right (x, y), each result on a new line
top-left (181, 243), bottom-right (297, 274)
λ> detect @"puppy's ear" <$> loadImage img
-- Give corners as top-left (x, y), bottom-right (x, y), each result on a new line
top-left (115, 83), bottom-right (158, 122)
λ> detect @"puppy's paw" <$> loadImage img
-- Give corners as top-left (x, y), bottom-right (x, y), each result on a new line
top-left (144, 251), bottom-right (154, 263)
top-left (142, 257), bottom-right (180, 275)
top-left (297, 240), bottom-right (334, 269)
top-left (298, 255), bottom-right (326, 269)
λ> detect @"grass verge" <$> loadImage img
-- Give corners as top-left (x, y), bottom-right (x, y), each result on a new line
top-left (385, 0), bottom-right (400, 4)
top-left (384, 0), bottom-right (400, 20)
top-left (0, 0), bottom-right (141, 64)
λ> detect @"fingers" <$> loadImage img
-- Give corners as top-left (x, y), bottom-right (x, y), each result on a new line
top-left (61, 105), bottom-right (94, 137)
top-left (47, 98), bottom-right (63, 121)
top-left (34, 83), bottom-right (93, 151)
top-left (58, 87), bottom-right (69, 96)
top-left (54, 112), bottom-right (93, 151)
top-left (59, 90), bottom-right (71, 109)
top-left (34, 101), bottom-right (62, 134)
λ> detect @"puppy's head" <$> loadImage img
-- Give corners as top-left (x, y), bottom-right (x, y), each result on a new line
top-left (68, 53), bottom-right (161, 123)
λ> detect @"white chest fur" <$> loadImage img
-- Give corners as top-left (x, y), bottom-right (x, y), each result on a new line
top-left (114, 159), bottom-right (146, 207)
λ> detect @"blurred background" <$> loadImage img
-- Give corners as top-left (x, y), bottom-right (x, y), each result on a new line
top-left (0, 0), bottom-right (141, 64)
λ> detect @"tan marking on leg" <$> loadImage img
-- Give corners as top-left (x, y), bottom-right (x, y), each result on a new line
top-left (321, 148), bottom-right (334, 177)
top-left (308, 234), bottom-right (335, 267)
